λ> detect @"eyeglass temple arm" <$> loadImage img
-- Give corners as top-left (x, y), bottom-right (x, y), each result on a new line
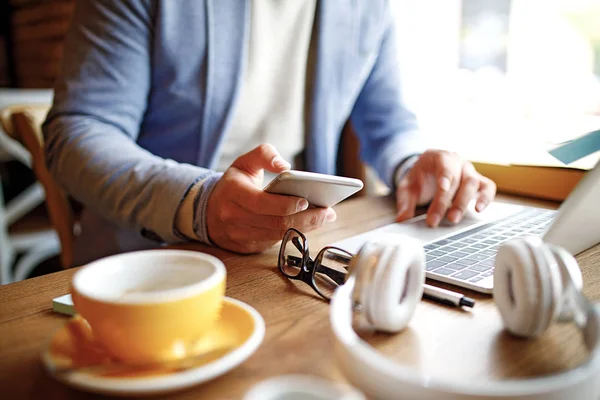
top-left (292, 236), bottom-right (304, 251)
top-left (292, 236), bottom-right (314, 262)
top-left (317, 265), bottom-right (346, 285)
top-left (285, 255), bottom-right (346, 285)
top-left (286, 255), bottom-right (303, 267)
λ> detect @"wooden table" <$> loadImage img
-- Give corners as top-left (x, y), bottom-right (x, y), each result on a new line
top-left (1, 195), bottom-right (599, 399)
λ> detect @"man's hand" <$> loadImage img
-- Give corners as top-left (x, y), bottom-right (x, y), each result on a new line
top-left (395, 150), bottom-right (496, 227)
top-left (207, 144), bottom-right (336, 254)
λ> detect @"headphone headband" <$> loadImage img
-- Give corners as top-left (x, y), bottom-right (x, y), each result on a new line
top-left (330, 234), bottom-right (600, 400)
top-left (331, 282), bottom-right (600, 399)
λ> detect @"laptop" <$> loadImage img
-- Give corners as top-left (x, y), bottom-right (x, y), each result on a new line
top-left (331, 160), bottom-right (600, 294)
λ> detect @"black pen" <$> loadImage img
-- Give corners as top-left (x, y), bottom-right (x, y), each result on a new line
top-left (422, 284), bottom-right (475, 308)
top-left (330, 251), bottom-right (475, 308)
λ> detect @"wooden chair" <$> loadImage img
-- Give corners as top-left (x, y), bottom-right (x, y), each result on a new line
top-left (0, 105), bottom-right (75, 283)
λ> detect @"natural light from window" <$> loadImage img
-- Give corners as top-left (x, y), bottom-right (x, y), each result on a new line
top-left (391, 0), bottom-right (600, 168)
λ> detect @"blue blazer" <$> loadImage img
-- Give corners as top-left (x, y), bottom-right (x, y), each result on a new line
top-left (43, 0), bottom-right (424, 258)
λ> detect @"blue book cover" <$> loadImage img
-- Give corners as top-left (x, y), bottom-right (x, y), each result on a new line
top-left (549, 129), bottom-right (600, 165)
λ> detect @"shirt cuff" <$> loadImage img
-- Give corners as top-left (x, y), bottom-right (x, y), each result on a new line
top-left (174, 172), bottom-right (223, 244)
top-left (192, 173), bottom-right (223, 245)
top-left (174, 180), bottom-right (203, 240)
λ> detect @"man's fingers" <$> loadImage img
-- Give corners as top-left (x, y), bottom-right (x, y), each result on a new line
top-left (395, 165), bottom-right (425, 221)
top-left (219, 202), bottom-right (335, 233)
top-left (427, 152), bottom-right (462, 226)
top-left (220, 171), bottom-right (306, 216)
top-left (396, 181), bottom-right (419, 222)
top-left (209, 147), bottom-right (340, 253)
top-left (232, 182), bottom-right (309, 216)
top-left (475, 176), bottom-right (497, 213)
top-left (231, 143), bottom-right (290, 178)
top-left (227, 211), bottom-right (333, 243)
top-left (216, 207), bottom-right (335, 254)
top-left (447, 163), bottom-right (480, 223)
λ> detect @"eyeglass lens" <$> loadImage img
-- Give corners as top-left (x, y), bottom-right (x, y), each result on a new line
top-left (280, 230), bottom-right (305, 277)
top-left (313, 248), bottom-right (352, 299)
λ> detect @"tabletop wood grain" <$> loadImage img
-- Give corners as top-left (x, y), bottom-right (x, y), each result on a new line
top-left (1, 195), bottom-right (599, 399)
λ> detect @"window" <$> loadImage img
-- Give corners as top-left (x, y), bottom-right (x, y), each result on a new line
top-left (391, 0), bottom-right (600, 165)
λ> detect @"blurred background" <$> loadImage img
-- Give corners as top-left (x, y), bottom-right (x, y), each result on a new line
top-left (391, 0), bottom-right (600, 157)
top-left (0, 0), bottom-right (599, 283)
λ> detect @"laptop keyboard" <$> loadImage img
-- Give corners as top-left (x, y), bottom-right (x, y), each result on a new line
top-left (424, 208), bottom-right (557, 286)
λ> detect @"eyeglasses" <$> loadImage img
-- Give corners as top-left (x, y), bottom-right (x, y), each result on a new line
top-left (278, 228), bottom-right (353, 301)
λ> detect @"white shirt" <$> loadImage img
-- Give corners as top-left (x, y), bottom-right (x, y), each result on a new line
top-left (177, 0), bottom-right (317, 239)
top-left (216, 0), bottom-right (317, 173)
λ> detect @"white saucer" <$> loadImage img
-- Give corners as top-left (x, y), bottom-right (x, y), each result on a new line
top-left (243, 375), bottom-right (366, 400)
top-left (42, 297), bottom-right (265, 397)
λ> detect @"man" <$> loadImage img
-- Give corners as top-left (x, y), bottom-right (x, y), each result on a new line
top-left (44, 1), bottom-right (495, 264)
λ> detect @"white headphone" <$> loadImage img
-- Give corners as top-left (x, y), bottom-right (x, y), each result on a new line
top-left (330, 234), bottom-right (600, 399)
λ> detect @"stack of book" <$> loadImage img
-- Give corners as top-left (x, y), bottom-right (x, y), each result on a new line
top-left (472, 160), bottom-right (588, 202)
top-left (469, 138), bottom-right (599, 202)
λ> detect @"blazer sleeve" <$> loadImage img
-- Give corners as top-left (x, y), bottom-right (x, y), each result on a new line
top-left (350, 2), bottom-right (427, 188)
top-left (43, 0), bottom-right (220, 244)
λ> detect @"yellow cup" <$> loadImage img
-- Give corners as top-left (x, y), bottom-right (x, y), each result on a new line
top-left (71, 250), bottom-right (226, 364)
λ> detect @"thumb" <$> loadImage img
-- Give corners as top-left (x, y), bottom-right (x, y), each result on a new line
top-left (231, 144), bottom-right (291, 178)
top-left (395, 170), bottom-right (422, 222)
top-left (395, 181), bottom-right (419, 222)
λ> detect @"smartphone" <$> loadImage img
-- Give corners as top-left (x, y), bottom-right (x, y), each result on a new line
top-left (52, 294), bottom-right (75, 316)
top-left (263, 170), bottom-right (364, 208)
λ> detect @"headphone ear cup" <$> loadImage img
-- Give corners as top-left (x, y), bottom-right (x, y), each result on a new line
top-left (549, 244), bottom-right (583, 322)
top-left (494, 237), bottom-right (562, 337)
top-left (361, 234), bottom-right (425, 333)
